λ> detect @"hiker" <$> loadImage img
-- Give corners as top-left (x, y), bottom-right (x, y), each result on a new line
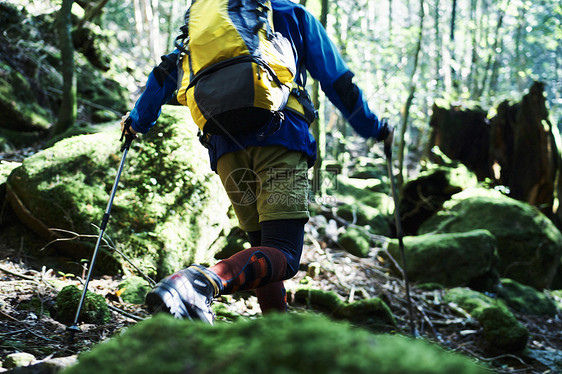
top-left (121, 0), bottom-right (393, 324)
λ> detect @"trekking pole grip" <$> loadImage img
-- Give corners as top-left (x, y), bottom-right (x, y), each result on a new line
top-left (382, 118), bottom-right (394, 160)
top-left (120, 117), bottom-right (137, 152)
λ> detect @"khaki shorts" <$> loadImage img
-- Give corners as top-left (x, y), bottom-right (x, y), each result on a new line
top-left (216, 145), bottom-right (310, 232)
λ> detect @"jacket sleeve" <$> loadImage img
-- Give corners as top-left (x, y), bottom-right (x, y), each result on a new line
top-left (129, 50), bottom-right (180, 134)
top-left (300, 10), bottom-right (383, 139)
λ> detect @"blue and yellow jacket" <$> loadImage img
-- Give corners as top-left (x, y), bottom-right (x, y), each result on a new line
top-left (128, 0), bottom-right (385, 171)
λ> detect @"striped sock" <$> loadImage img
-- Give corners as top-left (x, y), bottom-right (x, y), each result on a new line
top-left (209, 246), bottom-right (287, 295)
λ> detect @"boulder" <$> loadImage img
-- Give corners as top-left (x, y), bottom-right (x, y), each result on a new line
top-left (5, 106), bottom-right (231, 278)
top-left (0, 3), bottom-right (128, 145)
top-left (445, 288), bottom-right (528, 352)
top-left (336, 204), bottom-right (391, 236)
top-left (291, 288), bottom-right (396, 331)
top-left (419, 189), bottom-right (562, 290)
top-left (387, 229), bottom-right (499, 290)
top-left (3, 353), bottom-right (35, 369)
top-left (337, 225), bottom-right (372, 258)
top-left (62, 313), bottom-right (490, 374)
top-left (398, 163), bottom-right (477, 235)
top-left (118, 276), bottom-right (152, 305)
top-left (497, 278), bottom-right (557, 317)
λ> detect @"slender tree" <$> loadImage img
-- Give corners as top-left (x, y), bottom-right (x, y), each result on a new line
top-left (477, 1), bottom-right (505, 99)
top-left (311, 0), bottom-right (328, 195)
top-left (397, 0), bottom-right (425, 185)
top-left (52, 0), bottom-right (77, 136)
top-left (388, 0), bottom-right (393, 39)
top-left (450, 0), bottom-right (457, 89)
top-left (433, 0), bottom-right (442, 93)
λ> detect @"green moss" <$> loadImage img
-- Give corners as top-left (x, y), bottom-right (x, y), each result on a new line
top-left (293, 288), bottom-right (345, 313)
top-left (16, 297), bottom-right (50, 317)
top-left (7, 106), bottom-right (231, 277)
top-left (63, 313), bottom-right (490, 374)
top-left (55, 285), bottom-right (110, 325)
top-left (0, 73), bottom-right (51, 131)
top-left (292, 288), bottom-right (396, 331)
top-left (550, 290), bottom-right (562, 310)
top-left (214, 227), bottom-right (251, 260)
top-left (498, 278), bottom-right (557, 316)
top-left (478, 307), bottom-right (529, 352)
top-left (445, 288), bottom-right (528, 351)
top-left (329, 175), bottom-right (387, 202)
top-left (337, 226), bottom-right (371, 258)
top-left (118, 276), bottom-right (151, 305)
top-left (337, 298), bottom-right (396, 330)
top-left (416, 283), bottom-right (445, 291)
top-left (387, 230), bottom-right (499, 289)
top-left (336, 204), bottom-right (391, 236)
top-left (419, 190), bottom-right (562, 290)
top-left (0, 161), bottom-right (20, 184)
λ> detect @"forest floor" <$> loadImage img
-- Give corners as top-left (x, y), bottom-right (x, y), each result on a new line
top-left (0, 230), bottom-right (561, 374)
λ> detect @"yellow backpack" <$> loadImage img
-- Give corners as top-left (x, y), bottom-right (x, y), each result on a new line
top-left (175, 0), bottom-right (296, 137)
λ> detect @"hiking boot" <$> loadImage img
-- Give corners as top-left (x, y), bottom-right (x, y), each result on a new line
top-left (145, 265), bottom-right (222, 324)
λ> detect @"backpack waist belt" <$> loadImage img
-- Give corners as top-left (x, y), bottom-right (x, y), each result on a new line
top-left (286, 84), bottom-right (318, 125)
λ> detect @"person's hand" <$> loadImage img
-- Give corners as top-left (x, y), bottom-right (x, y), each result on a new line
top-left (377, 118), bottom-right (394, 158)
top-left (120, 112), bottom-right (137, 135)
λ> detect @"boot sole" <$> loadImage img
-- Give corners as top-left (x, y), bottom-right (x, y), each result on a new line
top-left (145, 283), bottom-right (192, 320)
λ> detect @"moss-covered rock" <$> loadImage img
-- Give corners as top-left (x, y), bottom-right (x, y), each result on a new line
top-left (0, 4), bottom-right (128, 143)
top-left (399, 164), bottom-right (478, 235)
top-left (214, 227), bottom-right (251, 260)
top-left (4, 352), bottom-right (35, 369)
top-left (336, 204), bottom-right (391, 236)
top-left (337, 298), bottom-right (396, 330)
top-left (387, 230), bottom-right (499, 290)
top-left (419, 189), bottom-right (562, 290)
top-left (445, 288), bottom-right (528, 352)
top-left (0, 65), bottom-right (52, 132)
top-left (5, 106), bottom-right (231, 277)
top-left (55, 285), bottom-right (110, 325)
top-left (497, 278), bottom-right (557, 317)
top-left (293, 288), bottom-right (346, 313)
top-left (550, 290), bottom-right (562, 310)
top-left (292, 288), bottom-right (396, 331)
top-left (337, 225), bottom-right (371, 258)
top-left (62, 313), bottom-right (490, 374)
top-left (329, 175), bottom-right (388, 201)
top-left (118, 276), bottom-right (152, 305)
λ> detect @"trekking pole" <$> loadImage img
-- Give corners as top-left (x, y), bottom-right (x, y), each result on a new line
top-left (67, 119), bottom-right (137, 343)
top-left (382, 119), bottom-right (417, 337)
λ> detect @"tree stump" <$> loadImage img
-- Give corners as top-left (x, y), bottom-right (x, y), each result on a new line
top-left (489, 81), bottom-right (558, 218)
top-left (428, 104), bottom-right (490, 180)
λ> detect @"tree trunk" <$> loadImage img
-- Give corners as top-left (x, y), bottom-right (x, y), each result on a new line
top-left (165, 0), bottom-right (179, 50)
top-left (388, 0), bottom-right (393, 38)
top-left (449, 0), bottom-right (457, 89)
top-left (468, 0), bottom-right (479, 95)
top-left (433, 0), bottom-right (442, 93)
top-left (133, 0), bottom-right (144, 50)
top-left (52, 0), bottom-right (77, 136)
top-left (397, 0), bottom-right (425, 185)
top-left (478, 2), bottom-right (505, 98)
top-left (490, 82), bottom-right (557, 218)
top-left (150, 0), bottom-right (161, 61)
top-left (311, 0), bottom-right (328, 196)
top-left (514, 3), bottom-right (526, 92)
